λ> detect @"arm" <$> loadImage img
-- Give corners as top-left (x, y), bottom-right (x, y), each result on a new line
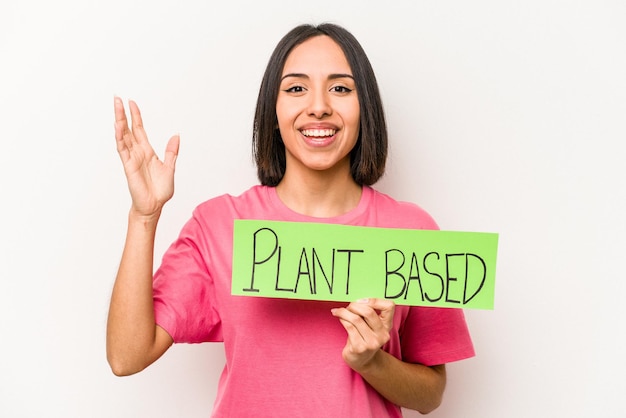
top-left (106, 97), bottom-right (179, 376)
top-left (331, 299), bottom-right (446, 414)
top-left (355, 350), bottom-right (446, 414)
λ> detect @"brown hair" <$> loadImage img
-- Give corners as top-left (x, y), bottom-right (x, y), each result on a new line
top-left (253, 23), bottom-right (388, 186)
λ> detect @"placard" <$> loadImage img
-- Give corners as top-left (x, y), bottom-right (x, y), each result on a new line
top-left (232, 220), bottom-right (498, 309)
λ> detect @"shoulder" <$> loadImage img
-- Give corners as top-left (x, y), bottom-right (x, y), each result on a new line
top-left (173, 185), bottom-right (270, 243)
top-left (192, 185), bottom-right (270, 218)
top-left (366, 187), bottom-right (439, 230)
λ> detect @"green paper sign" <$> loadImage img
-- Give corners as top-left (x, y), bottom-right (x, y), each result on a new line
top-left (232, 220), bottom-right (498, 309)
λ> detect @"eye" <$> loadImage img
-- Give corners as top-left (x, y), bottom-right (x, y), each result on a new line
top-left (284, 85), bottom-right (305, 93)
top-left (331, 86), bottom-right (353, 94)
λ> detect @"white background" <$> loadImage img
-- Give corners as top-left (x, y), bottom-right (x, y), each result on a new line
top-left (1, 0), bottom-right (625, 417)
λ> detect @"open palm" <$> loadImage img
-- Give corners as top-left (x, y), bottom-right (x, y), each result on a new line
top-left (114, 97), bottom-right (180, 217)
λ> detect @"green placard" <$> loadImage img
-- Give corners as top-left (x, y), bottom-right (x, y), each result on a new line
top-left (232, 220), bottom-right (498, 309)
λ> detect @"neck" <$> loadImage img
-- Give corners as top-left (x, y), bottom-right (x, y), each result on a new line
top-left (276, 163), bottom-right (362, 218)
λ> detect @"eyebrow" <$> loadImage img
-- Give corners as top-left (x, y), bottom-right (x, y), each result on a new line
top-left (280, 73), bottom-right (355, 82)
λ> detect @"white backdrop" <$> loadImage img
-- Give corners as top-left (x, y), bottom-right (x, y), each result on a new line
top-left (1, 1), bottom-right (625, 417)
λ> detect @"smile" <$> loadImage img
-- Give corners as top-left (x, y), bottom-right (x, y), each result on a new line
top-left (300, 129), bottom-right (336, 137)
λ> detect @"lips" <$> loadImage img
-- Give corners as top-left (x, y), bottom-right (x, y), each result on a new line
top-left (300, 128), bottom-right (337, 137)
top-left (300, 128), bottom-right (337, 147)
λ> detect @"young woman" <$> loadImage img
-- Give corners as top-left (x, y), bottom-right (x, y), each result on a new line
top-left (107, 23), bottom-right (474, 417)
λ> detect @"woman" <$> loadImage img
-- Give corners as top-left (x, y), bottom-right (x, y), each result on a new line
top-left (107, 23), bottom-right (474, 417)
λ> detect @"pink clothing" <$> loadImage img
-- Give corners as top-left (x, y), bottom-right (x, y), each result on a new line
top-left (153, 185), bottom-right (474, 417)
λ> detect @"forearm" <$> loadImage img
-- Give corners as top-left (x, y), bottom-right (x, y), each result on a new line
top-left (106, 210), bottom-right (171, 376)
top-left (357, 350), bottom-right (446, 414)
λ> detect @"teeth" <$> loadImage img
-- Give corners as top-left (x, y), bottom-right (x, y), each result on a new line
top-left (301, 129), bottom-right (336, 137)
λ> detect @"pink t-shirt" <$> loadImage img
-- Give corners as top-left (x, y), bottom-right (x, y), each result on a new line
top-left (153, 185), bottom-right (474, 417)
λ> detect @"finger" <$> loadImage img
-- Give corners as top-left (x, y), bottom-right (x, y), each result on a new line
top-left (114, 97), bottom-right (131, 147)
top-left (114, 96), bottom-right (129, 131)
top-left (344, 301), bottom-right (386, 333)
top-left (332, 307), bottom-right (376, 342)
top-left (337, 317), bottom-right (367, 346)
top-left (128, 100), bottom-right (149, 144)
top-left (361, 298), bottom-right (395, 330)
top-left (114, 97), bottom-right (134, 162)
top-left (362, 298), bottom-right (395, 312)
top-left (163, 135), bottom-right (180, 169)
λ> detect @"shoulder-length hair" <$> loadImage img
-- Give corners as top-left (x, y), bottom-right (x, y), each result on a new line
top-left (253, 23), bottom-right (388, 186)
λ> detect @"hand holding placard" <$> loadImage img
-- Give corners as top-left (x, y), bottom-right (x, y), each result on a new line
top-left (331, 298), bottom-right (395, 371)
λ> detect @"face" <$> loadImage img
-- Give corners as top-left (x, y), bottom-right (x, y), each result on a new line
top-left (276, 35), bottom-right (360, 177)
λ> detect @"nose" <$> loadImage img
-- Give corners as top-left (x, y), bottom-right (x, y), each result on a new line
top-left (306, 88), bottom-right (332, 118)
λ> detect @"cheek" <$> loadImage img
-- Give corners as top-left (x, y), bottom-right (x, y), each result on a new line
top-left (340, 101), bottom-right (360, 131)
top-left (276, 115), bottom-right (296, 143)
top-left (275, 101), bottom-right (297, 128)
top-left (346, 112), bottom-right (361, 139)
top-left (349, 117), bottom-right (361, 148)
top-left (276, 117), bottom-right (293, 138)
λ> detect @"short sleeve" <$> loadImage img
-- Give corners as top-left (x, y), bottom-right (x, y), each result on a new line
top-left (401, 307), bottom-right (475, 366)
top-left (153, 215), bottom-right (222, 344)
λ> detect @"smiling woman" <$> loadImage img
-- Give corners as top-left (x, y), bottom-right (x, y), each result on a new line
top-left (107, 23), bottom-right (474, 417)
top-left (275, 35), bottom-right (362, 216)
top-left (253, 24), bottom-right (388, 189)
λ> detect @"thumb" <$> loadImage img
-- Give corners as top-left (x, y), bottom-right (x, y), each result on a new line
top-left (163, 134), bottom-right (180, 169)
top-left (363, 298), bottom-right (395, 329)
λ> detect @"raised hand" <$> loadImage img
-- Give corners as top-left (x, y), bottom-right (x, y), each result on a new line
top-left (331, 298), bottom-right (395, 372)
top-left (114, 97), bottom-right (180, 218)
